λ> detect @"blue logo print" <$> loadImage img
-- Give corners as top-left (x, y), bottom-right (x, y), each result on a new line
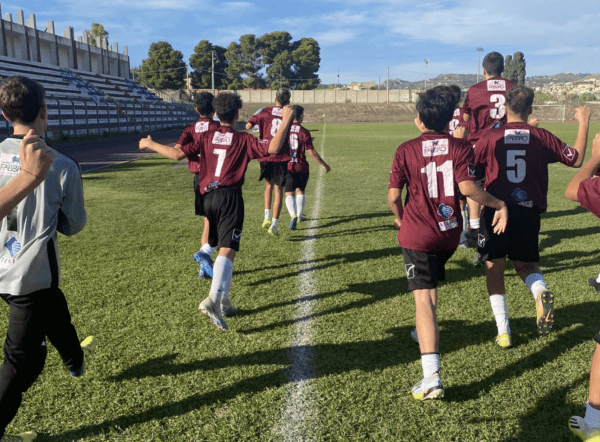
top-left (437, 204), bottom-right (454, 220)
top-left (4, 237), bottom-right (21, 257)
top-left (511, 188), bottom-right (527, 203)
top-left (491, 122), bottom-right (502, 129)
top-left (12, 156), bottom-right (19, 163)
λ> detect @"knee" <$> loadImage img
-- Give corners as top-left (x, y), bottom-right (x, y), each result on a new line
top-left (4, 342), bottom-right (46, 392)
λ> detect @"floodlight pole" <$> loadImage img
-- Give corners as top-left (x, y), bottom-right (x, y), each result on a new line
top-left (424, 59), bottom-right (429, 91)
top-left (476, 47), bottom-right (484, 83)
top-left (211, 51), bottom-right (215, 95)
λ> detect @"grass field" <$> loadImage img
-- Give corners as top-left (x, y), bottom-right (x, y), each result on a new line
top-left (5, 121), bottom-right (600, 441)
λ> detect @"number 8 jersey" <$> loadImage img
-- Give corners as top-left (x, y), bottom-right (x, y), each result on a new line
top-left (474, 122), bottom-right (579, 213)
top-left (389, 133), bottom-right (476, 252)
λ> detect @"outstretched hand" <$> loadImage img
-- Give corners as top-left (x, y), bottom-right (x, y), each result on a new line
top-left (20, 129), bottom-right (54, 180)
top-left (139, 135), bottom-right (153, 151)
top-left (491, 202), bottom-right (508, 235)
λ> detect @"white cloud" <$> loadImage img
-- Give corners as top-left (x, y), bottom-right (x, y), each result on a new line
top-left (314, 30), bottom-right (356, 45)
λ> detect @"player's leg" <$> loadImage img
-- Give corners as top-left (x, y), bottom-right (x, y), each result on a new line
top-left (589, 270), bottom-right (600, 292)
top-left (485, 258), bottom-right (511, 347)
top-left (194, 217), bottom-right (215, 279)
top-left (0, 293), bottom-right (47, 440)
top-left (263, 179), bottom-right (273, 229)
top-left (295, 173), bottom-right (308, 221)
top-left (514, 261), bottom-right (554, 335)
top-left (459, 197), bottom-right (468, 248)
top-left (569, 342), bottom-right (600, 440)
top-left (284, 173), bottom-right (297, 230)
top-left (268, 163), bottom-right (287, 237)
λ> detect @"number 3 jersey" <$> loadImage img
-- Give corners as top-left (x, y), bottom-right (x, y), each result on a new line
top-left (389, 133), bottom-right (476, 252)
top-left (474, 122), bottom-right (578, 213)
top-left (180, 126), bottom-right (271, 194)
top-left (463, 77), bottom-right (517, 143)
top-left (247, 106), bottom-right (291, 162)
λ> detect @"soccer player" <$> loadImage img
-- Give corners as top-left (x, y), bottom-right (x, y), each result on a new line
top-left (473, 85), bottom-right (590, 348)
top-left (0, 76), bottom-right (95, 442)
top-left (152, 92), bottom-right (220, 279)
top-left (245, 88), bottom-right (292, 236)
top-left (565, 132), bottom-right (600, 441)
top-left (285, 105), bottom-right (330, 230)
top-left (388, 86), bottom-right (508, 400)
top-left (462, 52), bottom-right (517, 251)
top-left (140, 93), bottom-right (293, 331)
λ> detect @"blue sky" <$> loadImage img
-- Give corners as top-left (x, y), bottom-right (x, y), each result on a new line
top-left (9, 0), bottom-right (600, 84)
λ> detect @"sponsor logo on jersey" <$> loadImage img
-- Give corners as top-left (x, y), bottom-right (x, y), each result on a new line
top-left (438, 219), bottom-right (459, 232)
top-left (0, 153), bottom-right (20, 177)
top-left (422, 138), bottom-right (449, 156)
top-left (271, 107), bottom-right (283, 117)
top-left (212, 132), bottom-right (233, 145)
top-left (195, 121), bottom-right (209, 133)
top-left (487, 79), bottom-right (506, 92)
top-left (491, 121), bottom-right (502, 129)
top-left (504, 129), bottom-right (530, 144)
top-left (4, 237), bottom-right (20, 258)
top-left (511, 188), bottom-right (533, 207)
top-left (232, 229), bottom-right (242, 242)
top-left (437, 204), bottom-right (454, 220)
top-left (562, 145), bottom-right (576, 162)
top-left (405, 264), bottom-right (415, 279)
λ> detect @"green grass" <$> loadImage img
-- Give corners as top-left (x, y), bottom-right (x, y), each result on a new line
top-left (4, 121), bottom-right (600, 441)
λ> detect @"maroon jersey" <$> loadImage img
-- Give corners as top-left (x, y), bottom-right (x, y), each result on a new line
top-left (463, 78), bottom-right (517, 143)
top-left (446, 107), bottom-right (463, 136)
top-left (180, 126), bottom-right (270, 194)
top-left (389, 133), bottom-right (476, 252)
top-left (578, 177), bottom-right (600, 219)
top-left (247, 106), bottom-right (291, 162)
top-left (474, 122), bottom-right (579, 212)
top-left (177, 118), bottom-right (220, 173)
top-left (287, 124), bottom-right (314, 173)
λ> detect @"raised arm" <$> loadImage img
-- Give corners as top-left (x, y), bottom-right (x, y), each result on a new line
top-left (0, 130), bottom-right (55, 220)
top-left (139, 135), bottom-right (187, 161)
top-left (572, 106), bottom-right (591, 168)
top-left (268, 106), bottom-right (294, 154)
top-left (566, 132), bottom-right (600, 201)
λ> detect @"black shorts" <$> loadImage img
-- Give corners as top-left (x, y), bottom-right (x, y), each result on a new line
top-left (193, 174), bottom-right (204, 217)
top-left (203, 188), bottom-right (244, 251)
top-left (402, 247), bottom-right (456, 291)
top-left (259, 161), bottom-right (288, 187)
top-left (477, 204), bottom-right (540, 263)
top-left (285, 172), bottom-right (309, 193)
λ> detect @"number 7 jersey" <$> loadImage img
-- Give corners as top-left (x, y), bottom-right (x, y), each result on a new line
top-left (389, 133), bottom-right (476, 252)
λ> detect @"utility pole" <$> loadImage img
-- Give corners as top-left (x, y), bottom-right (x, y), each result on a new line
top-left (387, 67), bottom-right (389, 103)
top-left (211, 51), bottom-right (215, 95)
top-left (186, 65), bottom-right (190, 96)
top-left (476, 47), bottom-right (484, 83)
top-left (337, 69), bottom-right (340, 89)
top-left (424, 59), bottom-right (429, 91)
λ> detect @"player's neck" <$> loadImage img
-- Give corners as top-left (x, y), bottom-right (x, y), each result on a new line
top-left (12, 121), bottom-right (44, 137)
top-left (506, 112), bottom-right (527, 124)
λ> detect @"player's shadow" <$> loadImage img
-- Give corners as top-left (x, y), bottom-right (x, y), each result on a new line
top-left (542, 205), bottom-right (588, 220)
top-left (316, 211), bottom-right (393, 229)
top-left (539, 225), bottom-right (600, 250)
top-left (447, 301), bottom-right (600, 403)
top-left (539, 249), bottom-right (600, 275)
top-left (288, 223), bottom-right (395, 241)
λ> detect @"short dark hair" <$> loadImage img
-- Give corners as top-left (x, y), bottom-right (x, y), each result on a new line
top-left (0, 76), bottom-right (45, 124)
top-left (482, 52), bottom-right (504, 77)
top-left (416, 86), bottom-right (457, 132)
top-left (448, 85), bottom-right (461, 106)
top-left (291, 104), bottom-right (304, 121)
top-left (213, 92), bottom-right (243, 124)
top-left (276, 88), bottom-right (291, 106)
top-left (194, 91), bottom-right (214, 117)
top-left (505, 85), bottom-right (534, 117)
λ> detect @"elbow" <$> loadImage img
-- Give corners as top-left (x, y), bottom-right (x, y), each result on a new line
top-left (565, 188), bottom-right (578, 202)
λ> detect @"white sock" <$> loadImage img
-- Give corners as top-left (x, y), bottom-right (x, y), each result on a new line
top-left (585, 402), bottom-right (600, 429)
top-left (421, 353), bottom-right (440, 378)
top-left (285, 195), bottom-right (296, 218)
top-left (200, 243), bottom-right (215, 256)
top-left (296, 194), bottom-right (305, 218)
top-left (524, 273), bottom-right (547, 301)
top-left (461, 209), bottom-right (468, 232)
top-left (469, 218), bottom-right (480, 230)
top-left (490, 294), bottom-right (510, 335)
top-left (264, 209), bottom-right (271, 221)
top-left (596, 270), bottom-right (600, 283)
top-left (271, 218), bottom-right (279, 229)
top-left (208, 256), bottom-right (233, 304)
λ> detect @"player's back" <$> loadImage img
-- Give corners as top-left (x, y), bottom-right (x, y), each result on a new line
top-left (179, 118), bottom-right (220, 173)
top-left (464, 78), bottom-right (516, 143)
top-left (390, 133), bottom-right (474, 252)
top-left (288, 123), bottom-right (313, 173)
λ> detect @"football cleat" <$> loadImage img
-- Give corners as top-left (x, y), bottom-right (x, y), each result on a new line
top-left (0, 431), bottom-right (37, 442)
top-left (412, 372), bottom-right (444, 400)
top-left (472, 252), bottom-right (483, 267)
top-left (262, 219), bottom-right (271, 229)
top-left (289, 215), bottom-right (298, 231)
top-left (569, 415), bottom-right (600, 441)
top-left (70, 336), bottom-right (96, 377)
top-left (298, 215), bottom-right (306, 222)
top-left (495, 333), bottom-right (512, 348)
top-left (536, 290), bottom-right (554, 335)
top-left (199, 297), bottom-right (228, 331)
top-left (221, 298), bottom-right (238, 316)
top-left (410, 328), bottom-right (419, 344)
top-left (589, 278), bottom-right (600, 292)
top-left (193, 251), bottom-right (214, 278)
top-left (268, 226), bottom-right (279, 237)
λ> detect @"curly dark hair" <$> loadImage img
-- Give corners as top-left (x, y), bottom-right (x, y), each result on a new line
top-left (416, 86), bottom-right (456, 132)
top-left (194, 91), bottom-right (214, 117)
top-left (213, 93), bottom-right (243, 124)
top-left (0, 76), bottom-right (45, 124)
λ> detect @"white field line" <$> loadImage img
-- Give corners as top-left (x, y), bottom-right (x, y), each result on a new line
top-left (275, 123), bottom-right (327, 442)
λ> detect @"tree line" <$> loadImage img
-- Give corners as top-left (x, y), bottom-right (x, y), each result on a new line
top-left (133, 32), bottom-right (321, 91)
top-left (503, 51), bottom-right (526, 86)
